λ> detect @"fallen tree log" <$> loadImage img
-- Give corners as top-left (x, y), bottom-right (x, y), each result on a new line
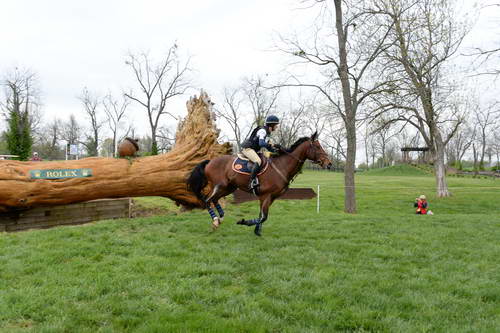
top-left (0, 91), bottom-right (231, 213)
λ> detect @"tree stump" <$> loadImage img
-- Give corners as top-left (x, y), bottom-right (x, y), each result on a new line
top-left (117, 137), bottom-right (140, 157)
top-left (0, 91), bottom-right (231, 213)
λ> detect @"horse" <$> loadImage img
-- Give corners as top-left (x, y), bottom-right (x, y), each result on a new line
top-left (186, 132), bottom-right (332, 236)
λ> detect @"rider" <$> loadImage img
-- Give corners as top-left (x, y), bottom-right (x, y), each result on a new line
top-left (241, 115), bottom-right (281, 192)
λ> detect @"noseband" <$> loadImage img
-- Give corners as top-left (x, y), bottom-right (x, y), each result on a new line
top-left (281, 141), bottom-right (324, 164)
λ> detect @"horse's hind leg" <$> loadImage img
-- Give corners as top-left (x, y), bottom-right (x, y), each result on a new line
top-left (214, 201), bottom-right (225, 221)
top-left (205, 186), bottom-right (223, 229)
top-left (205, 184), bottom-right (233, 229)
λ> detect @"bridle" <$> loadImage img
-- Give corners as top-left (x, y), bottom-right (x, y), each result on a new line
top-left (271, 140), bottom-right (326, 182)
top-left (279, 140), bottom-right (320, 164)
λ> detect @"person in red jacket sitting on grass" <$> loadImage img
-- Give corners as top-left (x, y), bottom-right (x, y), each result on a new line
top-left (30, 152), bottom-right (42, 162)
top-left (414, 195), bottom-right (433, 215)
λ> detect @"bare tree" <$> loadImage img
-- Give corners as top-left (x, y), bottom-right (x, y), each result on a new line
top-left (373, 0), bottom-right (471, 197)
top-left (370, 117), bottom-right (400, 167)
top-left (323, 114), bottom-right (347, 167)
top-left (156, 125), bottom-right (175, 153)
top-left (385, 142), bottom-right (399, 165)
top-left (34, 118), bottom-right (64, 160)
top-left (363, 123), bottom-right (372, 169)
top-left (78, 88), bottom-right (105, 156)
top-left (124, 44), bottom-right (192, 154)
top-left (277, 0), bottom-right (395, 212)
top-left (492, 128), bottom-right (500, 169)
top-left (1, 67), bottom-right (42, 160)
top-left (216, 76), bottom-right (281, 151)
top-left (302, 96), bottom-right (329, 137)
top-left (103, 93), bottom-right (129, 157)
top-left (214, 86), bottom-right (247, 152)
top-left (274, 100), bottom-right (308, 147)
top-left (243, 75), bottom-right (280, 128)
top-left (463, 3), bottom-right (500, 76)
top-left (61, 114), bottom-right (82, 158)
top-left (446, 123), bottom-right (474, 169)
top-left (473, 103), bottom-right (499, 170)
top-left (0, 67), bottom-right (42, 130)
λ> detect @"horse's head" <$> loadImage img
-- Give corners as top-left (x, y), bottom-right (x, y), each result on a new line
top-left (306, 132), bottom-right (332, 169)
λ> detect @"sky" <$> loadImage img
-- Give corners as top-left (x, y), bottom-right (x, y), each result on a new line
top-left (1, 0), bottom-right (499, 146)
top-left (0, 0), bottom-right (309, 133)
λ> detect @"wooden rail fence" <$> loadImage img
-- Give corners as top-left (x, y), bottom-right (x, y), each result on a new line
top-left (0, 198), bottom-right (130, 232)
top-left (233, 188), bottom-right (316, 204)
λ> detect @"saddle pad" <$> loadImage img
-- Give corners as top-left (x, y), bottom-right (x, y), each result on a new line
top-left (232, 157), bottom-right (269, 175)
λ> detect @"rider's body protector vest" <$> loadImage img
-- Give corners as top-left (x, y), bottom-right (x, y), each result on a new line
top-left (241, 126), bottom-right (271, 151)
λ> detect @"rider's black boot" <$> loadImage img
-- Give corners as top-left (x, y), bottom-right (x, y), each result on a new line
top-left (249, 163), bottom-right (260, 194)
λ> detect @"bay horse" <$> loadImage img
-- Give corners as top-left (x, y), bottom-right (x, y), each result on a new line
top-left (186, 132), bottom-right (332, 236)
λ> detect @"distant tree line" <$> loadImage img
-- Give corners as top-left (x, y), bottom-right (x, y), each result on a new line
top-left (1, 0), bottom-right (499, 213)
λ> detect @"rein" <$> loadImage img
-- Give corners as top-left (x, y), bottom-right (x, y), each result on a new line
top-left (279, 142), bottom-right (321, 165)
top-left (270, 143), bottom-right (312, 184)
top-left (269, 160), bottom-right (289, 184)
top-left (280, 149), bottom-right (304, 163)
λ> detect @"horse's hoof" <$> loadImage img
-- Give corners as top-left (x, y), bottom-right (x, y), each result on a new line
top-left (254, 224), bottom-right (262, 236)
top-left (212, 217), bottom-right (221, 229)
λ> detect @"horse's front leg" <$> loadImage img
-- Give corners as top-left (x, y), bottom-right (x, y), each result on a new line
top-left (236, 194), bottom-right (274, 236)
top-left (253, 194), bottom-right (274, 236)
top-left (236, 194), bottom-right (274, 232)
top-left (236, 195), bottom-right (267, 227)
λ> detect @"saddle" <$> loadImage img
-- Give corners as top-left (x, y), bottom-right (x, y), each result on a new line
top-left (232, 154), bottom-right (270, 175)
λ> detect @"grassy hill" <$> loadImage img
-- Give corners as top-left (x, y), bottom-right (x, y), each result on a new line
top-left (361, 164), bottom-right (430, 176)
top-left (1, 171), bottom-right (499, 332)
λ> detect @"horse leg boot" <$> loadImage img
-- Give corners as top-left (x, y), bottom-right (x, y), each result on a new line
top-left (249, 163), bottom-right (261, 195)
top-left (236, 218), bottom-right (260, 226)
top-left (254, 222), bottom-right (263, 236)
top-left (214, 202), bottom-right (224, 222)
top-left (236, 217), bottom-right (263, 236)
top-left (206, 206), bottom-right (221, 229)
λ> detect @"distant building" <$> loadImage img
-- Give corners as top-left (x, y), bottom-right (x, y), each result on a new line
top-left (401, 147), bottom-right (430, 164)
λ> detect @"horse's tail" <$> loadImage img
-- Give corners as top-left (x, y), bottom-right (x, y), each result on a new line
top-left (187, 160), bottom-right (210, 204)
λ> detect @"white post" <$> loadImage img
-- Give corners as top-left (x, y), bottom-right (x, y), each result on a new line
top-left (317, 185), bottom-right (320, 213)
top-left (128, 198), bottom-right (133, 218)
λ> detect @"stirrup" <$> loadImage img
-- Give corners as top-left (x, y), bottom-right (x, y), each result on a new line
top-left (249, 178), bottom-right (259, 189)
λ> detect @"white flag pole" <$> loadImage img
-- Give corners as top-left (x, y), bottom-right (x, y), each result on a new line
top-left (317, 185), bottom-right (320, 213)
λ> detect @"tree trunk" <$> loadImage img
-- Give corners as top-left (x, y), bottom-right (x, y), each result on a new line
top-left (112, 132), bottom-right (117, 157)
top-left (0, 92), bottom-right (231, 213)
top-left (151, 126), bottom-right (158, 155)
top-left (480, 130), bottom-right (487, 170)
top-left (433, 135), bottom-right (451, 197)
top-left (334, 0), bottom-right (357, 213)
top-left (344, 120), bottom-right (357, 213)
top-left (364, 136), bottom-right (370, 170)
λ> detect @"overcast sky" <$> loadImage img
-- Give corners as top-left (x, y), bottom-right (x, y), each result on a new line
top-left (0, 0), bottom-right (307, 132)
top-left (1, 0), bottom-right (499, 138)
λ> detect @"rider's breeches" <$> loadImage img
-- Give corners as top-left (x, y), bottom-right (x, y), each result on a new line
top-left (242, 148), bottom-right (261, 166)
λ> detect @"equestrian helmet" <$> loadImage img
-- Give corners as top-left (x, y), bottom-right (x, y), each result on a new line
top-left (265, 115), bottom-right (280, 125)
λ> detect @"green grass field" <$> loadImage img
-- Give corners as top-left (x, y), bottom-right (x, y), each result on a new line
top-left (1, 166), bottom-right (499, 332)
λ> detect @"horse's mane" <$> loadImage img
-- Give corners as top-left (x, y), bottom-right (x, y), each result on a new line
top-left (275, 137), bottom-right (310, 156)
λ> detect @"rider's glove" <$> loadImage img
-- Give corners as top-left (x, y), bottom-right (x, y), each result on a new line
top-left (273, 144), bottom-right (283, 152)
